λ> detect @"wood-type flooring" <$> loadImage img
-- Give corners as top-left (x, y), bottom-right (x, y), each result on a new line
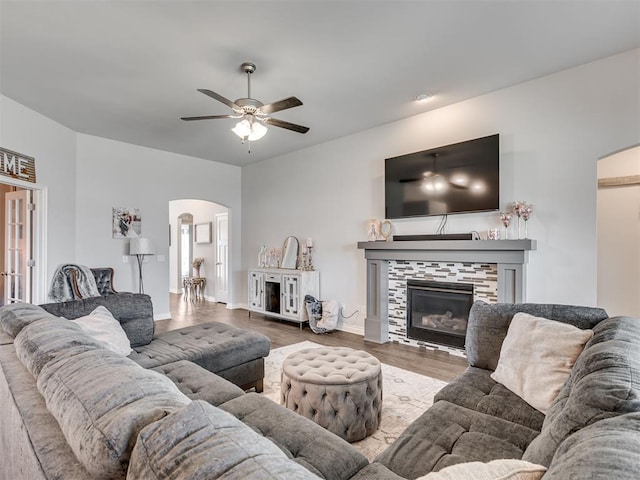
top-left (157, 294), bottom-right (467, 383)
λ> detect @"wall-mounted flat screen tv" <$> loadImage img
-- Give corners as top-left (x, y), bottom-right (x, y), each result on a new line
top-left (385, 134), bottom-right (499, 219)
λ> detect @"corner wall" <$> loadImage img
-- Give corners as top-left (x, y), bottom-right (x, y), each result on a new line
top-left (0, 95), bottom-right (77, 296)
top-left (242, 49), bottom-right (640, 334)
top-left (74, 134), bottom-right (242, 318)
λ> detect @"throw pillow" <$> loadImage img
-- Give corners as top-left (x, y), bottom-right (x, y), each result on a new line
top-left (72, 306), bottom-right (132, 355)
top-left (490, 312), bottom-right (593, 414)
top-left (415, 459), bottom-right (546, 480)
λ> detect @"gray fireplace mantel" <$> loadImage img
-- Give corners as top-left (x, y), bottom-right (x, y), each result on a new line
top-left (357, 239), bottom-right (536, 344)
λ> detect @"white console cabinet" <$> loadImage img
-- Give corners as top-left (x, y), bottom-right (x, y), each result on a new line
top-left (248, 268), bottom-right (319, 327)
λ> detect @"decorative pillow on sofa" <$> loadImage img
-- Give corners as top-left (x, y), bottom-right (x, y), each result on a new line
top-left (71, 306), bottom-right (132, 355)
top-left (490, 312), bottom-right (593, 414)
top-left (415, 459), bottom-right (546, 480)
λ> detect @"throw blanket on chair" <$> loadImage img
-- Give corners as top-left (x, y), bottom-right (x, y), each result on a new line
top-left (48, 264), bottom-right (101, 302)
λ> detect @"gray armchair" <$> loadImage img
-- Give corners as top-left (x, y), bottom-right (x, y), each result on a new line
top-left (71, 267), bottom-right (118, 298)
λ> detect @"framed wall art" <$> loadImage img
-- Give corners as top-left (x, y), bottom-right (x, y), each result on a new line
top-left (113, 207), bottom-right (141, 239)
top-left (195, 222), bottom-right (212, 244)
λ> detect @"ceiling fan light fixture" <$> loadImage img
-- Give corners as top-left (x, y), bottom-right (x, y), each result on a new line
top-left (231, 118), bottom-right (268, 141)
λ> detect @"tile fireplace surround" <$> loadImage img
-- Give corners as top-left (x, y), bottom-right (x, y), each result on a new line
top-left (357, 240), bottom-right (536, 350)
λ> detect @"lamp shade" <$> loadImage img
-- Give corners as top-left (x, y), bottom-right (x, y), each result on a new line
top-left (129, 237), bottom-right (155, 255)
top-left (231, 118), bottom-right (268, 141)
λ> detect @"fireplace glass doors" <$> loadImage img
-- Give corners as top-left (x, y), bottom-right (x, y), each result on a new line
top-left (406, 280), bottom-right (473, 349)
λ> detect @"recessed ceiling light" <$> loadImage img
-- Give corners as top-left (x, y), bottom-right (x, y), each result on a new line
top-left (415, 93), bottom-right (433, 103)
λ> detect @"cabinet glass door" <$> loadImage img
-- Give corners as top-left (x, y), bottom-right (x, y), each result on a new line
top-left (282, 275), bottom-right (299, 317)
top-left (249, 272), bottom-right (264, 310)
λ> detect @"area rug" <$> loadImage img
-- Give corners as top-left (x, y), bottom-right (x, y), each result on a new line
top-left (262, 341), bottom-right (447, 461)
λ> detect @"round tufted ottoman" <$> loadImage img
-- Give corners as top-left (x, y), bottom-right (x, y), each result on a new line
top-left (280, 347), bottom-right (382, 442)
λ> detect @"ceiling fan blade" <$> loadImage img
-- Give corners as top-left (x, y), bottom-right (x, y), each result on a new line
top-left (259, 97), bottom-right (303, 115)
top-left (197, 89), bottom-right (240, 110)
top-left (181, 115), bottom-right (236, 121)
top-left (264, 117), bottom-right (310, 134)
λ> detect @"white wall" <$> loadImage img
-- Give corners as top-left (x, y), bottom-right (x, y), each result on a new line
top-left (168, 199), bottom-right (228, 297)
top-left (0, 95), bottom-right (77, 300)
top-left (597, 146), bottom-right (640, 316)
top-left (242, 49), bottom-right (640, 333)
top-left (75, 134), bottom-right (242, 318)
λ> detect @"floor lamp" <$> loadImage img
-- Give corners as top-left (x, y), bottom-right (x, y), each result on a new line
top-left (130, 238), bottom-right (155, 294)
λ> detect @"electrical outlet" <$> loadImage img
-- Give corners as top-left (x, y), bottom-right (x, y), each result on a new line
top-left (122, 255), bottom-right (129, 263)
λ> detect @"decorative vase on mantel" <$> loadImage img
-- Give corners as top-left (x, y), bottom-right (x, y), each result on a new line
top-left (194, 267), bottom-right (200, 278)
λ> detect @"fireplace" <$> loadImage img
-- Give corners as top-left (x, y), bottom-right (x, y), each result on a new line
top-left (406, 280), bottom-right (474, 349)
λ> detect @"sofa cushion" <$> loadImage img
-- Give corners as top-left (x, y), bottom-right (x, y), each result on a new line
top-left (40, 293), bottom-right (154, 346)
top-left (0, 343), bottom-right (92, 479)
top-left (490, 312), bottom-right (593, 414)
top-left (35, 347), bottom-right (190, 480)
top-left (72, 305), bottom-right (132, 355)
top-left (0, 303), bottom-right (56, 337)
top-left (127, 400), bottom-right (321, 480)
top-left (220, 393), bottom-right (369, 480)
top-left (465, 301), bottom-right (607, 371)
top-left (523, 316), bottom-right (640, 467)
top-left (151, 360), bottom-right (245, 405)
top-left (376, 400), bottom-right (540, 479)
top-left (14, 316), bottom-right (105, 377)
top-left (543, 412), bottom-right (640, 479)
top-left (416, 459), bottom-right (546, 480)
top-left (435, 367), bottom-right (545, 432)
top-left (129, 322), bottom-right (270, 373)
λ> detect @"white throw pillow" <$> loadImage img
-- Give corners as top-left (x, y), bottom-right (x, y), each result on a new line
top-left (415, 459), bottom-right (546, 480)
top-left (71, 306), bottom-right (132, 355)
top-left (490, 312), bottom-right (593, 413)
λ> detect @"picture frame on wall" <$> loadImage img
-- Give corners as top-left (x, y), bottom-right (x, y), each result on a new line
top-left (113, 207), bottom-right (141, 238)
top-left (195, 222), bottom-right (212, 244)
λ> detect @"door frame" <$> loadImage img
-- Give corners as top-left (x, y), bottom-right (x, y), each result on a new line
top-left (1, 176), bottom-right (47, 304)
top-left (214, 212), bottom-right (229, 303)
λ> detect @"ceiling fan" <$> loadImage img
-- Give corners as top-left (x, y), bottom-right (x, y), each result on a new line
top-left (181, 62), bottom-right (309, 147)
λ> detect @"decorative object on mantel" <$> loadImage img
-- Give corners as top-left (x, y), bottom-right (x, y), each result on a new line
top-left (380, 220), bottom-right (393, 241)
top-left (367, 219), bottom-right (382, 241)
top-left (192, 257), bottom-right (204, 278)
top-left (367, 219), bottom-right (393, 241)
top-left (512, 201), bottom-right (533, 239)
top-left (301, 237), bottom-right (314, 271)
top-left (487, 228), bottom-right (500, 240)
top-left (521, 203), bottom-right (534, 239)
top-left (499, 211), bottom-right (513, 239)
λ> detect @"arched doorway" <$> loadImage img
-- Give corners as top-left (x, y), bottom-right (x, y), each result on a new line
top-left (169, 199), bottom-right (229, 303)
top-left (597, 145), bottom-right (640, 316)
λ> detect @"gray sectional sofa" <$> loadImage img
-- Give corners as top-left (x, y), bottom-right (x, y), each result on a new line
top-left (39, 293), bottom-right (269, 391)
top-left (1, 298), bottom-right (639, 479)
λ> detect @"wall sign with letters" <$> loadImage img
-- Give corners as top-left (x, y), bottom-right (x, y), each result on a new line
top-left (0, 147), bottom-right (37, 183)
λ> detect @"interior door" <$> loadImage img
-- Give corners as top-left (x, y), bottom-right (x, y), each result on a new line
top-left (215, 213), bottom-right (228, 303)
top-left (3, 189), bottom-right (32, 304)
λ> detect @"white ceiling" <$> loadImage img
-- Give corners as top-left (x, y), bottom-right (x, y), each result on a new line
top-left (1, 1), bottom-right (638, 167)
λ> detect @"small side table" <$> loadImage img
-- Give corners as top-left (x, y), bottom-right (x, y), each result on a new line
top-left (183, 277), bottom-right (206, 302)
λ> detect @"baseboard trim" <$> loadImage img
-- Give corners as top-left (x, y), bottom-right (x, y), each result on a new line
top-left (338, 323), bottom-right (364, 336)
top-left (154, 312), bottom-right (171, 321)
top-left (227, 303), bottom-right (247, 310)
